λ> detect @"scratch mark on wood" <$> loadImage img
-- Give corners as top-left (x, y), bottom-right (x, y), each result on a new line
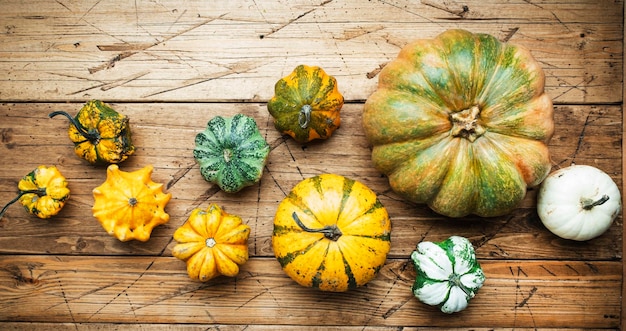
top-left (55, 0), bottom-right (71, 11)
top-left (422, 0), bottom-right (470, 19)
top-left (517, 286), bottom-right (538, 308)
top-left (261, 0), bottom-right (332, 38)
top-left (167, 9), bottom-right (187, 33)
top-left (101, 71), bottom-right (150, 91)
top-left (381, 263), bottom-right (412, 319)
top-left (379, 0), bottom-right (435, 22)
top-left (89, 13), bottom-right (227, 74)
top-left (510, 266), bottom-right (528, 278)
top-left (585, 262), bottom-right (599, 273)
top-left (96, 43), bottom-right (155, 51)
top-left (56, 273), bottom-right (77, 323)
top-left (539, 265), bottom-right (557, 276)
top-left (167, 162), bottom-right (196, 190)
top-left (185, 185), bottom-right (222, 215)
top-left (76, 0), bottom-right (102, 24)
top-left (565, 264), bottom-right (580, 275)
top-left (120, 282), bottom-right (210, 313)
top-left (501, 27), bottom-right (519, 42)
top-left (339, 25), bottom-right (385, 41)
top-left (552, 75), bottom-right (594, 103)
top-left (366, 63), bottom-right (387, 79)
top-left (88, 260), bottom-right (156, 321)
top-left (522, 0), bottom-right (571, 32)
top-left (473, 214), bottom-right (514, 250)
top-left (570, 110), bottom-right (598, 165)
top-left (142, 60), bottom-right (263, 98)
top-left (88, 51), bottom-right (136, 74)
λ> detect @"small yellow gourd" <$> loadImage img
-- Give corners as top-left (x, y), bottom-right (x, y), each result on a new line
top-left (0, 165), bottom-right (70, 220)
top-left (92, 164), bottom-right (171, 242)
top-left (172, 204), bottom-right (250, 282)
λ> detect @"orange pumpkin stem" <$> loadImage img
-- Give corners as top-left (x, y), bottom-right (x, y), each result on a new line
top-left (449, 105), bottom-right (485, 142)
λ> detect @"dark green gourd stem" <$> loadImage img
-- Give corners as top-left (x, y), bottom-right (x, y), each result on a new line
top-left (582, 194), bottom-right (610, 210)
top-left (0, 189), bottom-right (41, 220)
top-left (48, 111), bottom-right (100, 142)
top-left (292, 212), bottom-right (342, 241)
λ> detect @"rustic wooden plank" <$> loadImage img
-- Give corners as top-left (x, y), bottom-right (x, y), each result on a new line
top-left (0, 256), bottom-right (620, 328)
top-left (0, 104), bottom-right (622, 260)
top-left (0, 103), bottom-right (622, 260)
top-left (1, 324), bottom-right (607, 331)
top-left (0, 0), bottom-right (621, 103)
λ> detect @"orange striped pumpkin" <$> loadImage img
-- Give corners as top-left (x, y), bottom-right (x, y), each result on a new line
top-left (272, 174), bottom-right (391, 292)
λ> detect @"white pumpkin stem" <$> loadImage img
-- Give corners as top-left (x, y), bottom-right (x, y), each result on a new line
top-left (581, 194), bottom-right (609, 210)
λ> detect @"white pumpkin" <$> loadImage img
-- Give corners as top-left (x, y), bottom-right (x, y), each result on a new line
top-left (537, 164), bottom-right (621, 241)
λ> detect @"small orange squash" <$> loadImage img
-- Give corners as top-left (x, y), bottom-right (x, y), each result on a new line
top-left (172, 204), bottom-right (250, 282)
top-left (267, 65), bottom-right (344, 143)
top-left (92, 164), bottom-right (171, 242)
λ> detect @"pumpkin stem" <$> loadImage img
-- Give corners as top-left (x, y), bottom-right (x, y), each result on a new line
top-left (0, 189), bottom-right (43, 220)
top-left (298, 105), bottom-right (312, 129)
top-left (292, 212), bottom-right (342, 241)
top-left (450, 105), bottom-right (485, 142)
top-left (449, 273), bottom-right (474, 298)
top-left (49, 111), bottom-right (100, 143)
top-left (581, 194), bottom-right (610, 210)
top-left (128, 197), bottom-right (138, 207)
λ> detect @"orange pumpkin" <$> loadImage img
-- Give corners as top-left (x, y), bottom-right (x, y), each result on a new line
top-left (172, 204), bottom-right (250, 281)
top-left (92, 164), bottom-right (171, 242)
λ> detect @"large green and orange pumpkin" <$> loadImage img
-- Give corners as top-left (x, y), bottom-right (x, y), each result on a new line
top-left (272, 173), bottom-right (391, 292)
top-left (362, 29), bottom-right (554, 218)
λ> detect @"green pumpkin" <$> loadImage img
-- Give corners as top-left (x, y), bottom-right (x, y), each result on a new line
top-left (193, 114), bottom-right (270, 193)
top-left (362, 29), bottom-right (554, 217)
top-left (411, 236), bottom-right (485, 314)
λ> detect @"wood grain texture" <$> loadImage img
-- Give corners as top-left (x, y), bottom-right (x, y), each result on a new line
top-left (0, 256), bottom-right (621, 328)
top-left (0, 0), bottom-right (622, 103)
top-left (0, 0), bottom-right (623, 329)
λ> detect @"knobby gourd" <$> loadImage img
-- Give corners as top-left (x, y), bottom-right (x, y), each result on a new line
top-left (362, 29), bottom-right (554, 218)
top-left (272, 173), bottom-right (391, 292)
top-left (0, 165), bottom-right (70, 220)
top-left (267, 65), bottom-right (344, 143)
top-left (193, 114), bottom-right (270, 193)
top-left (537, 164), bottom-right (621, 241)
top-left (92, 164), bottom-right (171, 242)
top-left (172, 204), bottom-right (250, 282)
top-left (49, 100), bottom-right (135, 165)
top-left (411, 236), bottom-right (485, 314)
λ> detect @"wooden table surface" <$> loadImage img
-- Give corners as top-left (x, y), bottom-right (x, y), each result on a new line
top-left (0, 0), bottom-right (623, 330)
